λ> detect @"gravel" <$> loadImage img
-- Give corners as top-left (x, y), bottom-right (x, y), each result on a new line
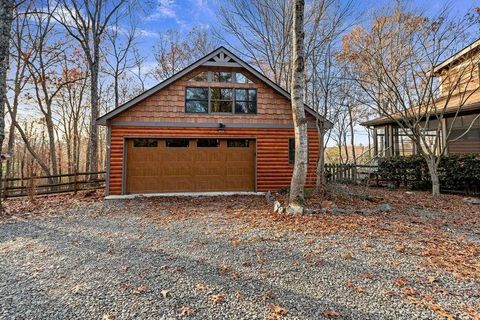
top-left (0, 197), bottom-right (478, 319)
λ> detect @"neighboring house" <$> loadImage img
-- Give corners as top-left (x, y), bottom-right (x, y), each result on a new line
top-left (362, 40), bottom-right (480, 158)
top-left (97, 47), bottom-right (332, 195)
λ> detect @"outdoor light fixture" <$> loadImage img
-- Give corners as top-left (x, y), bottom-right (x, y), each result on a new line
top-left (218, 123), bottom-right (226, 131)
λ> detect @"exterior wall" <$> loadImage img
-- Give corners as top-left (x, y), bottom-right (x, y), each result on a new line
top-left (439, 52), bottom-right (480, 97)
top-left (109, 126), bottom-right (319, 195)
top-left (112, 66), bottom-right (317, 125)
top-left (446, 114), bottom-right (480, 155)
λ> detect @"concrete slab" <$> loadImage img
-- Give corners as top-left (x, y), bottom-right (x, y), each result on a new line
top-left (105, 191), bottom-right (265, 200)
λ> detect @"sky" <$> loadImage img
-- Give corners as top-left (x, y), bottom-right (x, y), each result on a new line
top-left (130, 0), bottom-right (480, 147)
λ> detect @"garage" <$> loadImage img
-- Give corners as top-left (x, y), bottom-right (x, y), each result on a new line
top-left (125, 138), bottom-right (256, 193)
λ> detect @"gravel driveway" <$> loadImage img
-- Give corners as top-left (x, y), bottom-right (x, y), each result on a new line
top-left (0, 195), bottom-right (479, 319)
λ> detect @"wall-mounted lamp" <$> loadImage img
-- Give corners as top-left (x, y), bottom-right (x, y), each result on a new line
top-left (218, 123), bottom-right (226, 131)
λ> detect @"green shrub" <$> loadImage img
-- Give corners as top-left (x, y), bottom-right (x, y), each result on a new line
top-left (377, 154), bottom-right (480, 194)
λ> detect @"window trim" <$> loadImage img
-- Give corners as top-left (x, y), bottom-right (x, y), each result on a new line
top-left (210, 87), bottom-right (234, 114)
top-left (185, 86), bottom-right (257, 115)
top-left (234, 88), bottom-right (257, 115)
top-left (185, 86), bottom-right (209, 114)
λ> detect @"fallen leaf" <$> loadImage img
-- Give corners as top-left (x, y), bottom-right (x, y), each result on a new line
top-left (394, 277), bottom-right (407, 287)
top-left (209, 294), bottom-right (225, 304)
top-left (322, 309), bottom-right (340, 318)
top-left (102, 314), bottom-right (114, 320)
top-left (269, 304), bottom-right (288, 316)
top-left (355, 286), bottom-right (365, 293)
top-left (132, 285), bottom-right (147, 294)
top-left (178, 306), bottom-right (194, 316)
top-left (401, 287), bottom-right (417, 296)
top-left (194, 283), bottom-right (208, 291)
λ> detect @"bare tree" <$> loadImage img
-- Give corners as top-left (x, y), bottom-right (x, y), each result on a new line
top-left (102, 15), bottom-right (136, 108)
top-left (288, 0), bottom-right (308, 213)
top-left (54, 0), bottom-right (131, 178)
top-left (339, 4), bottom-right (480, 195)
top-left (152, 26), bottom-right (217, 81)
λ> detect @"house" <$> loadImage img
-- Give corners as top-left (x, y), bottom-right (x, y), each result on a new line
top-left (96, 47), bottom-right (332, 195)
top-left (362, 39), bottom-right (480, 158)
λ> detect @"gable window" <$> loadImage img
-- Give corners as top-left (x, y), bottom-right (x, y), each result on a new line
top-left (133, 138), bottom-right (158, 148)
top-left (185, 87), bottom-right (208, 113)
top-left (235, 89), bottom-right (257, 114)
top-left (197, 139), bottom-right (219, 147)
top-left (211, 88), bottom-right (233, 113)
top-left (235, 72), bottom-right (253, 84)
top-left (188, 71), bottom-right (208, 82)
top-left (166, 138), bottom-right (189, 147)
top-left (188, 71), bottom-right (254, 84)
top-left (213, 71), bottom-right (233, 83)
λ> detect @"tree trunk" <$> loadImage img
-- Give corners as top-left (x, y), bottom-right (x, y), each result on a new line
top-left (88, 35), bottom-right (100, 180)
top-left (288, 0), bottom-right (307, 214)
top-left (0, 0), bottom-right (14, 207)
top-left (348, 105), bottom-right (356, 166)
top-left (426, 157), bottom-right (440, 196)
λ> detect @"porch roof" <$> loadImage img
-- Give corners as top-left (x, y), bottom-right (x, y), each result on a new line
top-left (361, 93), bottom-right (480, 127)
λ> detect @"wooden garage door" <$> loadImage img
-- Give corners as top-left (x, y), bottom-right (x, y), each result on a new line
top-left (125, 138), bottom-right (255, 193)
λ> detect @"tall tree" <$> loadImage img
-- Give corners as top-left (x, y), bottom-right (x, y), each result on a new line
top-left (54, 0), bottom-right (130, 179)
top-left (0, 0), bottom-right (15, 205)
top-left (288, 0), bottom-right (308, 213)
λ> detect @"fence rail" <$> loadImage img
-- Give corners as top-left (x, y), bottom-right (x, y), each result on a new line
top-left (1, 171), bottom-right (106, 198)
top-left (325, 164), bottom-right (379, 184)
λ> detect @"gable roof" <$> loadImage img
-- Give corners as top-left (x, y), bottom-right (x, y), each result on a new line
top-left (96, 46), bottom-right (332, 128)
top-left (433, 38), bottom-right (480, 75)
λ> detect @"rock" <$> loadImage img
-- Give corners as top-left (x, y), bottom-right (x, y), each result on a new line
top-left (463, 197), bottom-right (480, 205)
top-left (304, 208), bottom-right (314, 215)
top-left (265, 191), bottom-right (274, 204)
top-left (286, 204), bottom-right (303, 215)
top-left (375, 203), bottom-right (392, 212)
top-left (277, 207), bottom-right (285, 214)
top-left (273, 201), bottom-right (281, 213)
top-left (304, 208), bottom-right (325, 215)
top-left (332, 208), bottom-right (349, 215)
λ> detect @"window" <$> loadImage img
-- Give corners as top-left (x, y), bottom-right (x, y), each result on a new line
top-left (133, 138), bottom-right (158, 148)
top-left (288, 138), bottom-right (295, 165)
top-left (166, 139), bottom-right (189, 147)
top-left (227, 139), bottom-right (250, 147)
top-left (197, 139), bottom-right (219, 147)
top-left (235, 89), bottom-right (257, 114)
top-left (211, 88), bottom-right (233, 113)
top-left (186, 87), bottom-right (208, 113)
top-left (213, 71), bottom-right (233, 83)
top-left (188, 71), bottom-right (208, 82)
top-left (235, 72), bottom-right (253, 84)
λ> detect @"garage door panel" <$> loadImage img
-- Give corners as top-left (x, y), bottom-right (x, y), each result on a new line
top-left (126, 138), bottom-right (255, 193)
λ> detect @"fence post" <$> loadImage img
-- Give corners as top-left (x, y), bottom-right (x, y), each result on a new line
top-left (74, 171), bottom-right (78, 195)
top-left (352, 165), bottom-right (357, 184)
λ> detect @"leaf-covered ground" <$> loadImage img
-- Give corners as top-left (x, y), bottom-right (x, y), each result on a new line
top-left (0, 186), bottom-right (479, 319)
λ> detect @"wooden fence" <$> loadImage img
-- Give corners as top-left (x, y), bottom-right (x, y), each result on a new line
top-left (325, 164), bottom-right (379, 184)
top-left (1, 171), bottom-right (106, 198)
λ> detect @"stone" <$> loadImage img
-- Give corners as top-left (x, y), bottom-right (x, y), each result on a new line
top-left (277, 207), bottom-right (285, 214)
top-left (265, 191), bottom-right (274, 204)
top-left (286, 204), bottom-right (303, 215)
top-left (273, 201), bottom-right (281, 213)
top-left (463, 197), bottom-right (480, 205)
top-left (332, 208), bottom-right (349, 215)
top-left (376, 203), bottom-right (392, 212)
